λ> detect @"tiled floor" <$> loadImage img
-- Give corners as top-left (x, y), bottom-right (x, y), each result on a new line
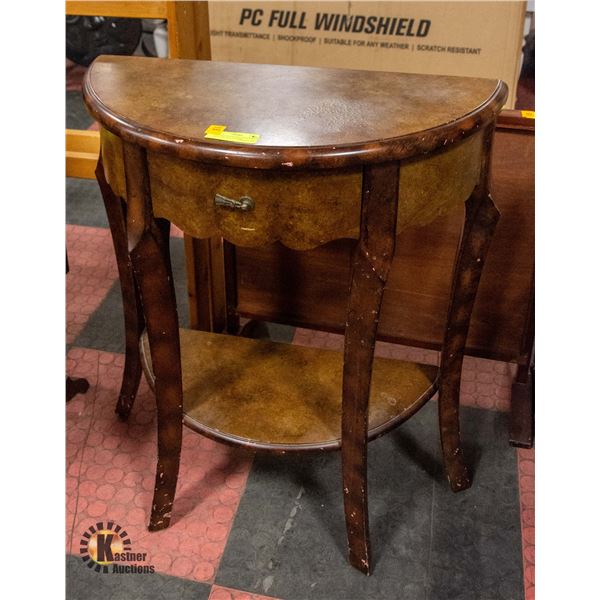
top-left (67, 347), bottom-right (252, 585)
top-left (214, 402), bottom-right (522, 600)
top-left (66, 226), bottom-right (117, 344)
top-left (66, 79), bottom-right (534, 599)
top-left (517, 448), bottom-right (535, 600)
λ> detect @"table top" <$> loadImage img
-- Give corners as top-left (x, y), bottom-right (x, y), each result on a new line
top-left (84, 55), bottom-right (507, 169)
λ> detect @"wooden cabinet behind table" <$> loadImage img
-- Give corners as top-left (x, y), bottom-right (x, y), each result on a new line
top-left (233, 111), bottom-right (534, 365)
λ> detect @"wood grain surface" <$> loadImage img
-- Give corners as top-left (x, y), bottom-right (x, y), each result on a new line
top-left (84, 55), bottom-right (506, 169)
top-left (140, 328), bottom-right (438, 451)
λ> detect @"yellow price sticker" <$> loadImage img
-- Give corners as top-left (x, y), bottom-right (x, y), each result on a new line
top-left (204, 125), bottom-right (260, 144)
top-left (521, 110), bottom-right (535, 119)
top-left (204, 125), bottom-right (227, 136)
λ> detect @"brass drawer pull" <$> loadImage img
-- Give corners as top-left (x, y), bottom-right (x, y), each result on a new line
top-left (214, 193), bottom-right (254, 212)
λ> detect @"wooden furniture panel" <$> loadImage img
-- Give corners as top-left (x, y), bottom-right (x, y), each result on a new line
top-left (66, 2), bottom-right (167, 19)
top-left (66, 129), bottom-right (101, 179)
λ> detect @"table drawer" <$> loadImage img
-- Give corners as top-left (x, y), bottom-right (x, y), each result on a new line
top-left (149, 153), bottom-right (362, 250)
top-left (101, 127), bottom-right (483, 249)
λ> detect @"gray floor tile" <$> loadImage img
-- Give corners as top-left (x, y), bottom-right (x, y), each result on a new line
top-left (73, 237), bottom-right (190, 353)
top-left (67, 90), bottom-right (94, 130)
top-left (427, 408), bottom-right (522, 600)
top-left (67, 177), bottom-right (109, 228)
top-left (66, 555), bottom-right (210, 600)
top-left (215, 403), bottom-right (522, 600)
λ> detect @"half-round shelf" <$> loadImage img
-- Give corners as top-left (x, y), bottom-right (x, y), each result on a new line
top-left (140, 328), bottom-right (438, 452)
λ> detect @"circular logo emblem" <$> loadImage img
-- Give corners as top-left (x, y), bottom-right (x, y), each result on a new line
top-left (80, 521), bottom-right (131, 573)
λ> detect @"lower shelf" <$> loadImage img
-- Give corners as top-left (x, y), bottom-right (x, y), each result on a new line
top-left (141, 328), bottom-right (438, 452)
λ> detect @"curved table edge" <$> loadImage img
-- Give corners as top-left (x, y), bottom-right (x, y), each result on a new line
top-left (83, 68), bottom-right (508, 170)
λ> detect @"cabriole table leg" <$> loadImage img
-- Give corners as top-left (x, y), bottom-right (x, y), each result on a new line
top-left (96, 156), bottom-right (145, 420)
top-left (342, 162), bottom-right (399, 575)
top-left (438, 186), bottom-right (500, 491)
top-left (122, 142), bottom-right (183, 531)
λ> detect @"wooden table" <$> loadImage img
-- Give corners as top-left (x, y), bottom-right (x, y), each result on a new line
top-left (85, 55), bottom-right (507, 574)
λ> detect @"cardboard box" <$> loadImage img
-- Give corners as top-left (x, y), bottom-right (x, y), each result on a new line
top-left (208, 1), bottom-right (526, 108)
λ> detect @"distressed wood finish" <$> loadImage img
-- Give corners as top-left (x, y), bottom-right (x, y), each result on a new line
top-left (342, 162), bottom-right (399, 574)
top-left (122, 141), bottom-right (183, 531)
top-left (86, 55), bottom-right (508, 574)
top-left (84, 56), bottom-right (504, 170)
top-left (95, 155), bottom-right (145, 419)
top-left (438, 124), bottom-right (500, 491)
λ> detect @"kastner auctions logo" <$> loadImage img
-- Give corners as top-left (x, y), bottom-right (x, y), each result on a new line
top-left (80, 522), bottom-right (155, 574)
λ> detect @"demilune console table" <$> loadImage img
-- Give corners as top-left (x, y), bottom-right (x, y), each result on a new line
top-left (84, 55), bottom-right (507, 574)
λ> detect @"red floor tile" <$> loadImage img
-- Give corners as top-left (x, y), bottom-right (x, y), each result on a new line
top-left (209, 585), bottom-right (280, 600)
top-left (171, 224), bottom-right (184, 238)
top-left (66, 225), bottom-right (118, 344)
top-left (518, 447), bottom-right (535, 600)
top-left (66, 347), bottom-right (253, 583)
top-left (292, 327), bottom-right (516, 411)
top-left (66, 223), bottom-right (184, 344)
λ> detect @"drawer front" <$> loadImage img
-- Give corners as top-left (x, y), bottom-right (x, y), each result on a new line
top-left (100, 128), bottom-right (483, 249)
top-left (148, 153), bottom-right (362, 250)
